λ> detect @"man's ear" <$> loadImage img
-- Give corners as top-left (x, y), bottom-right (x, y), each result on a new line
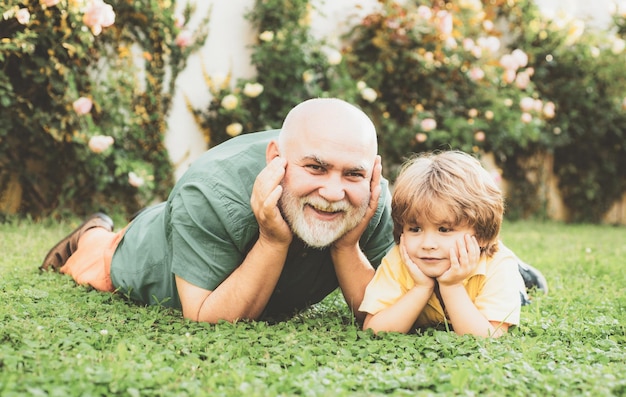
top-left (266, 140), bottom-right (281, 164)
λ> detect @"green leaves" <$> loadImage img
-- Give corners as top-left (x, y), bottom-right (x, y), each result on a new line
top-left (1, 216), bottom-right (626, 396)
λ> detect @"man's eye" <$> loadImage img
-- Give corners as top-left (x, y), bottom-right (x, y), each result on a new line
top-left (306, 164), bottom-right (324, 172)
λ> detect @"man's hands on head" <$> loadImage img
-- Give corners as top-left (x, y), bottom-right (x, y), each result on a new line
top-left (332, 155), bottom-right (382, 252)
top-left (251, 156), bottom-right (293, 248)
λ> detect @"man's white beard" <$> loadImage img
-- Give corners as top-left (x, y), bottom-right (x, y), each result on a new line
top-left (279, 188), bottom-right (369, 249)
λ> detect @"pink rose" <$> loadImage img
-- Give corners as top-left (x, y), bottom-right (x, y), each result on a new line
top-left (15, 8), bottom-right (30, 25)
top-left (511, 49), bottom-right (529, 68)
top-left (437, 10), bottom-right (453, 37)
top-left (543, 101), bottom-right (556, 119)
top-left (521, 112), bottom-right (533, 124)
top-left (88, 135), bottom-right (114, 153)
top-left (416, 5), bottom-right (432, 20)
top-left (128, 172), bottom-right (145, 188)
top-left (519, 97), bottom-right (535, 112)
top-left (73, 97), bottom-right (93, 115)
top-left (503, 69), bottom-right (516, 84)
top-left (474, 131), bottom-right (486, 142)
top-left (515, 71), bottom-right (531, 89)
top-left (415, 133), bottom-right (428, 143)
top-left (175, 30), bottom-right (193, 48)
top-left (420, 118), bottom-right (437, 132)
top-left (499, 54), bottom-right (518, 71)
top-left (468, 67), bottom-right (485, 81)
top-left (83, 0), bottom-right (115, 36)
top-left (16, 8), bottom-right (30, 25)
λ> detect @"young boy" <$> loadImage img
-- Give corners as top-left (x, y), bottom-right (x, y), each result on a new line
top-left (359, 150), bottom-right (526, 338)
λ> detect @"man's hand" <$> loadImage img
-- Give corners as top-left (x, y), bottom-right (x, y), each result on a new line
top-left (251, 157), bottom-right (292, 247)
top-left (332, 155), bottom-right (382, 251)
top-left (437, 234), bottom-right (480, 286)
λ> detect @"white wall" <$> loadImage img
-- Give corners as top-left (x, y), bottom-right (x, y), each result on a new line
top-left (165, 0), bottom-right (622, 179)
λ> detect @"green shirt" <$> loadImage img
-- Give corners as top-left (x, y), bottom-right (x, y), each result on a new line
top-left (111, 129), bottom-right (395, 320)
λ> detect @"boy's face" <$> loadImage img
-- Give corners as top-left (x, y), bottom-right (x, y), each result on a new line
top-left (402, 216), bottom-right (477, 278)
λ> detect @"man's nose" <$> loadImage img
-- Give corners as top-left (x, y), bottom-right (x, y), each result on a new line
top-left (318, 174), bottom-right (346, 202)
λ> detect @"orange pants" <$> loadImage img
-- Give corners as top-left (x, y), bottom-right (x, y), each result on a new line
top-left (60, 226), bottom-right (128, 292)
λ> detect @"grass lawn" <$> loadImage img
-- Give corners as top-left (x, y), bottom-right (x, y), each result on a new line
top-left (1, 217), bottom-right (624, 396)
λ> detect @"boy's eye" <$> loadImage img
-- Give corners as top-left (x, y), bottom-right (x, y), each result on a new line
top-left (438, 226), bottom-right (452, 233)
top-left (408, 226), bottom-right (421, 233)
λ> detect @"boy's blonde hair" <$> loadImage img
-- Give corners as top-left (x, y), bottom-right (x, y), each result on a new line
top-left (391, 150), bottom-right (504, 257)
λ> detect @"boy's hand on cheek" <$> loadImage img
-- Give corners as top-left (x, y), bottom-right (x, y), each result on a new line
top-left (400, 235), bottom-right (435, 289)
top-left (437, 234), bottom-right (480, 286)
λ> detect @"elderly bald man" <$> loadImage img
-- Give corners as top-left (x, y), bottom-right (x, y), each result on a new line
top-left (41, 98), bottom-right (395, 323)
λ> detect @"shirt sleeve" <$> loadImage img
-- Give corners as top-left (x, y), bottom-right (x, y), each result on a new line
top-left (168, 180), bottom-right (257, 291)
top-left (359, 246), bottom-right (414, 315)
top-left (473, 247), bottom-right (524, 326)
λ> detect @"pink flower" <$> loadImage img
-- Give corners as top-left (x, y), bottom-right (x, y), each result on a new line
top-left (420, 118), bottom-right (437, 132)
top-left (73, 97), bottom-right (93, 115)
top-left (416, 5), bottom-right (432, 20)
top-left (88, 135), bottom-right (114, 153)
top-left (478, 36), bottom-right (500, 53)
top-left (511, 49), bottom-right (529, 68)
top-left (462, 38), bottom-right (475, 51)
top-left (503, 69), bottom-right (516, 84)
top-left (175, 30), bottom-right (193, 48)
top-left (16, 8), bottom-right (30, 25)
top-left (41, 0), bottom-right (60, 7)
top-left (436, 11), bottom-right (453, 37)
top-left (415, 133), bottom-right (428, 143)
top-left (470, 46), bottom-right (482, 58)
top-left (521, 112), bottom-right (533, 123)
top-left (474, 131), bottom-right (486, 142)
top-left (128, 172), bottom-right (145, 188)
top-left (515, 71), bottom-right (531, 89)
top-left (468, 67), bottom-right (485, 81)
top-left (519, 97), bottom-right (535, 112)
top-left (83, 0), bottom-right (115, 36)
top-left (499, 54), bottom-right (518, 71)
top-left (543, 101), bottom-right (556, 118)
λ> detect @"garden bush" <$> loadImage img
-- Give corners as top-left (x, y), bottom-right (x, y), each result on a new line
top-left (3, 0), bottom-right (625, 223)
top-left (193, 0), bottom-right (626, 223)
top-left (0, 0), bottom-right (209, 218)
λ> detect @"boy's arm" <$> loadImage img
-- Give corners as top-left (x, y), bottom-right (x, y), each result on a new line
top-left (362, 240), bottom-right (435, 334)
top-left (437, 236), bottom-right (509, 337)
top-left (437, 285), bottom-right (509, 337)
top-left (362, 284), bottom-right (434, 334)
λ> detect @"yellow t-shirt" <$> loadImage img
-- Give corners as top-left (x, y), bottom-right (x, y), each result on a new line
top-left (359, 242), bottom-right (524, 330)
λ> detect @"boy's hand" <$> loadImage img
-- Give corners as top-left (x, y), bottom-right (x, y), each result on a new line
top-left (400, 235), bottom-right (435, 289)
top-left (437, 234), bottom-right (480, 286)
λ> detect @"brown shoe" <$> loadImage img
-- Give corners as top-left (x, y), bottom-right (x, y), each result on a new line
top-left (40, 213), bottom-right (114, 272)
